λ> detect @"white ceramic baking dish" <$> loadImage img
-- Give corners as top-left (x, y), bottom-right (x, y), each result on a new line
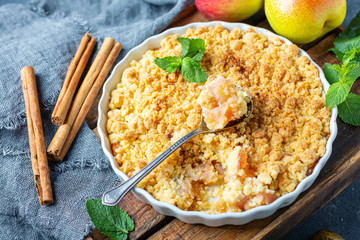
top-left (97, 21), bottom-right (338, 226)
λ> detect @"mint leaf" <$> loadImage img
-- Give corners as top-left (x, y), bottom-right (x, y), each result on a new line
top-left (336, 10), bottom-right (360, 43)
top-left (333, 10), bottom-right (360, 55)
top-left (329, 64), bottom-right (345, 83)
top-left (324, 63), bottom-right (339, 84)
top-left (325, 81), bottom-right (351, 108)
top-left (177, 37), bottom-right (205, 59)
top-left (338, 93), bottom-right (360, 126)
top-left (176, 37), bottom-right (190, 57)
top-left (329, 64), bottom-right (342, 73)
top-left (86, 199), bottom-right (134, 240)
top-left (334, 35), bottom-right (360, 54)
top-left (181, 57), bottom-right (207, 83)
top-left (346, 9), bottom-right (360, 33)
top-left (342, 47), bottom-right (360, 65)
top-left (343, 62), bottom-right (360, 84)
top-left (192, 49), bottom-right (205, 63)
top-left (154, 56), bottom-right (182, 73)
top-left (327, 63), bottom-right (360, 84)
top-left (154, 37), bottom-right (207, 83)
top-left (329, 47), bottom-right (345, 62)
top-left (325, 11), bottom-right (360, 127)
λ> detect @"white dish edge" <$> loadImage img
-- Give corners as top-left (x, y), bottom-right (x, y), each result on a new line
top-left (97, 21), bottom-right (338, 226)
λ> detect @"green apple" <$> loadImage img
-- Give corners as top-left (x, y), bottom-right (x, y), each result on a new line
top-left (265, 0), bottom-right (346, 44)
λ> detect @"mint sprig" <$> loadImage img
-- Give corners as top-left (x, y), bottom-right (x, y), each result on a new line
top-left (86, 199), bottom-right (134, 240)
top-left (154, 37), bottom-right (207, 83)
top-left (325, 10), bottom-right (360, 126)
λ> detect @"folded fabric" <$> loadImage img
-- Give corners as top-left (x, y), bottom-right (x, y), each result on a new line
top-left (0, 0), bottom-right (192, 239)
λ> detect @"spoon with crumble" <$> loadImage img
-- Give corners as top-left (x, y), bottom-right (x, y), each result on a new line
top-left (102, 76), bottom-right (253, 206)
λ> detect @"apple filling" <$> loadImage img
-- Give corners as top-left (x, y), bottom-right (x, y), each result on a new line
top-left (197, 76), bottom-right (249, 130)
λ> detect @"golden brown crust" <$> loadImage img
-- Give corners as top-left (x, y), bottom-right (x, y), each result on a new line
top-left (106, 24), bottom-right (331, 213)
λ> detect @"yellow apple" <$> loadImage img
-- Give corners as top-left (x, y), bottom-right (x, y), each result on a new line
top-left (195, 0), bottom-right (264, 22)
top-left (265, 0), bottom-right (346, 44)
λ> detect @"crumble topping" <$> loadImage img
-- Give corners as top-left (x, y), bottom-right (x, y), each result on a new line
top-left (107, 24), bottom-right (331, 213)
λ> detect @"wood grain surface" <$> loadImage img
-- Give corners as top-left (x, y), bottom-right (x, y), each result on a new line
top-left (85, 6), bottom-right (360, 240)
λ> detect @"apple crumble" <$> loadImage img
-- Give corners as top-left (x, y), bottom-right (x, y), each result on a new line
top-left (107, 24), bottom-right (331, 213)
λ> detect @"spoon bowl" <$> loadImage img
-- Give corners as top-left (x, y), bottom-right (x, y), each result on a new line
top-left (198, 92), bottom-right (253, 132)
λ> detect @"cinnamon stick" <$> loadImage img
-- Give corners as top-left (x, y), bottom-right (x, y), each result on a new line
top-left (52, 33), bottom-right (96, 125)
top-left (48, 41), bottom-right (122, 162)
top-left (47, 38), bottom-right (117, 161)
top-left (58, 42), bottom-right (123, 161)
top-left (21, 66), bottom-right (54, 206)
top-left (53, 33), bottom-right (91, 116)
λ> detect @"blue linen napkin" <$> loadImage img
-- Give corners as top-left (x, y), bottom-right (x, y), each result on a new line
top-left (0, 0), bottom-right (192, 239)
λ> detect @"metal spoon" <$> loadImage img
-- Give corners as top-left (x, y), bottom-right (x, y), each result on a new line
top-left (102, 91), bottom-right (253, 206)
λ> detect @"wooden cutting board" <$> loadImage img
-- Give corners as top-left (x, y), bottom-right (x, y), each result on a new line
top-left (86, 5), bottom-right (360, 240)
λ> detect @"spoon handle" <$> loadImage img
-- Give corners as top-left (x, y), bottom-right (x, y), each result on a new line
top-left (102, 128), bottom-right (202, 206)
